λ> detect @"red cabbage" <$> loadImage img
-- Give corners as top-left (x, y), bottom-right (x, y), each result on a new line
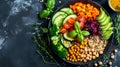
top-left (84, 20), bottom-right (101, 35)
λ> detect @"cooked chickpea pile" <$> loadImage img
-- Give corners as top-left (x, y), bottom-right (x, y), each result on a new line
top-left (66, 35), bottom-right (108, 62)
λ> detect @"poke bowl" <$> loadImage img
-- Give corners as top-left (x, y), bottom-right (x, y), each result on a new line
top-left (48, 0), bottom-right (114, 65)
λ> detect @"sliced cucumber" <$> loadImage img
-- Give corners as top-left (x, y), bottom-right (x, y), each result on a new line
top-left (63, 32), bottom-right (74, 41)
top-left (61, 37), bottom-right (72, 48)
top-left (53, 14), bottom-right (67, 27)
top-left (63, 14), bottom-right (77, 24)
top-left (60, 8), bottom-right (74, 15)
top-left (52, 11), bottom-right (67, 23)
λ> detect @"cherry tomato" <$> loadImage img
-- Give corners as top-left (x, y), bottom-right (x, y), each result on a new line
top-left (80, 22), bottom-right (84, 29)
top-left (60, 27), bottom-right (67, 33)
top-left (77, 16), bottom-right (86, 23)
top-left (63, 23), bottom-right (71, 29)
top-left (68, 17), bottom-right (75, 24)
top-left (69, 27), bottom-right (74, 32)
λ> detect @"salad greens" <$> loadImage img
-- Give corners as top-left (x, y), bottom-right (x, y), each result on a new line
top-left (69, 21), bottom-right (90, 42)
top-left (49, 25), bottom-right (59, 36)
top-left (39, 0), bottom-right (56, 18)
top-left (114, 15), bottom-right (120, 44)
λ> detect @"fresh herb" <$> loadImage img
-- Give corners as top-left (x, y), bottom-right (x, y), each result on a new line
top-left (39, 0), bottom-right (56, 18)
top-left (114, 15), bottom-right (120, 44)
top-left (33, 22), bottom-right (60, 66)
top-left (69, 21), bottom-right (90, 42)
top-left (41, 27), bottom-right (48, 33)
top-left (103, 54), bottom-right (110, 61)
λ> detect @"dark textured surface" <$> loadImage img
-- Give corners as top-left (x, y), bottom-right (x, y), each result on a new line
top-left (0, 0), bottom-right (120, 67)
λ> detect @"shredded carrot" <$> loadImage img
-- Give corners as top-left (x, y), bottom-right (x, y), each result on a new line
top-left (70, 2), bottom-right (100, 20)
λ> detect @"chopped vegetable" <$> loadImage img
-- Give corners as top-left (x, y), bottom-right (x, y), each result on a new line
top-left (70, 2), bottom-right (100, 20)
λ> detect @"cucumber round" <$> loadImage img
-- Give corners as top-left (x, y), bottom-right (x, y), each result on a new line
top-left (63, 14), bottom-right (77, 24)
top-left (63, 32), bottom-right (74, 41)
top-left (60, 8), bottom-right (74, 15)
top-left (61, 37), bottom-right (72, 48)
top-left (53, 14), bottom-right (67, 27)
top-left (52, 11), bottom-right (67, 23)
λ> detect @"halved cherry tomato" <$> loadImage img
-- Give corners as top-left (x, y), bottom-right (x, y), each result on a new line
top-left (79, 22), bottom-right (84, 29)
top-left (69, 27), bottom-right (74, 32)
top-left (67, 17), bottom-right (75, 24)
top-left (77, 16), bottom-right (87, 23)
top-left (63, 23), bottom-right (71, 29)
top-left (60, 27), bottom-right (67, 33)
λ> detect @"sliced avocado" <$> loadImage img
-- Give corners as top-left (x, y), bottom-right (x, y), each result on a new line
top-left (100, 22), bottom-right (112, 30)
top-left (102, 31), bottom-right (113, 40)
top-left (100, 16), bottom-right (111, 26)
top-left (53, 14), bottom-right (67, 27)
top-left (60, 8), bottom-right (74, 15)
top-left (63, 32), bottom-right (74, 41)
top-left (52, 11), bottom-right (67, 23)
top-left (63, 14), bottom-right (77, 24)
top-left (101, 27), bottom-right (113, 34)
top-left (97, 8), bottom-right (106, 21)
top-left (98, 14), bottom-right (107, 23)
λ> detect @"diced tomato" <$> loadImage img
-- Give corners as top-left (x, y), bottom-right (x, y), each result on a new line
top-left (77, 16), bottom-right (87, 23)
top-left (79, 22), bottom-right (84, 29)
top-left (67, 17), bottom-right (75, 24)
top-left (63, 23), bottom-right (71, 29)
top-left (69, 27), bottom-right (74, 32)
top-left (60, 27), bottom-right (67, 33)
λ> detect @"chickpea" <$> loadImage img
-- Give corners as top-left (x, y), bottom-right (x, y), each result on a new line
top-left (108, 61), bottom-right (112, 66)
top-left (94, 63), bottom-right (98, 67)
top-left (98, 61), bottom-right (103, 65)
top-left (93, 52), bottom-right (97, 55)
top-left (91, 48), bottom-right (95, 52)
top-left (86, 57), bottom-right (89, 60)
top-left (66, 57), bottom-right (70, 60)
top-left (99, 51), bottom-right (103, 54)
top-left (92, 56), bottom-right (96, 59)
top-left (96, 53), bottom-right (99, 57)
top-left (89, 52), bottom-right (92, 55)
top-left (114, 49), bottom-right (118, 53)
top-left (111, 55), bottom-right (115, 59)
top-left (83, 59), bottom-right (87, 62)
top-left (88, 57), bottom-right (92, 61)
